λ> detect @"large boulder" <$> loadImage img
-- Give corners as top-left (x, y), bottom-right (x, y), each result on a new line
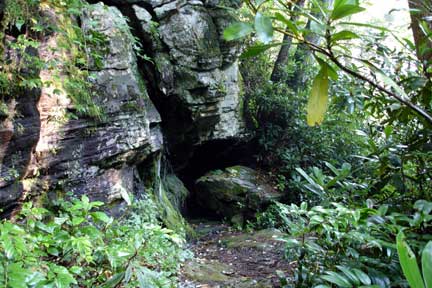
top-left (195, 166), bottom-right (283, 223)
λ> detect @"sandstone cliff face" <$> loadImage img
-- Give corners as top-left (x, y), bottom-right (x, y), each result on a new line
top-left (129, 0), bottom-right (245, 167)
top-left (0, 0), bottom-right (245, 216)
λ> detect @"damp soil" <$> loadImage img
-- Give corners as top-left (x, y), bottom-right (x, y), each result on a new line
top-left (179, 221), bottom-right (293, 288)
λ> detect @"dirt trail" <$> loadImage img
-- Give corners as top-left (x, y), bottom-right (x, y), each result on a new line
top-left (179, 221), bottom-right (292, 288)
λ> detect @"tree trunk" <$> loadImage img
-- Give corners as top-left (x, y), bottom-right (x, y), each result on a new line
top-left (270, 33), bottom-right (293, 82)
top-left (408, 0), bottom-right (432, 77)
top-left (285, 20), bottom-right (317, 89)
top-left (270, 0), bottom-right (306, 82)
top-left (286, 0), bottom-right (333, 89)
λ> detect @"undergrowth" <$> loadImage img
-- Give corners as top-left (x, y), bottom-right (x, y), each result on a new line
top-left (253, 199), bottom-right (432, 288)
top-left (0, 195), bottom-right (189, 287)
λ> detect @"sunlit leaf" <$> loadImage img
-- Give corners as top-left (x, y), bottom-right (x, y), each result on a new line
top-left (331, 30), bottom-right (359, 43)
top-left (414, 200), bottom-right (432, 215)
top-left (255, 12), bottom-right (273, 44)
top-left (295, 167), bottom-right (318, 187)
top-left (315, 57), bottom-right (338, 80)
top-left (7, 263), bottom-right (30, 288)
top-left (397, 231), bottom-right (425, 288)
top-left (15, 19), bottom-right (25, 31)
top-left (223, 22), bottom-right (253, 41)
top-left (331, 0), bottom-right (365, 21)
top-left (352, 269), bottom-right (371, 285)
top-left (421, 241), bottom-right (432, 288)
top-left (274, 12), bottom-right (300, 37)
top-left (336, 266), bottom-right (361, 286)
top-left (307, 69), bottom-right (329, 126)
top-left (321, 271), bottom-right (353, 287)
top-left (240, 43), bottom-right (280, 58)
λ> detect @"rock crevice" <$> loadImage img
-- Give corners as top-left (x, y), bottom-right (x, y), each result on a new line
top-left (0, 0), bottom-right (248, 218)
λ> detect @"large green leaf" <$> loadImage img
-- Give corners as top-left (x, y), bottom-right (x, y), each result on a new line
top-left (415, 200), bottom-right (432, 215)
top-left (331, 30), bottom-right (359, 43)
top-left (422, 241), bottom-right (432, 288)
top-left (372, 66), bottom-right (410, 100)
top-left (50, 265), bottom-right (77, 288)
top-left (90, 211), bottom-right (112, 224)
top-left (336, 266), bottom-right (361, 286)
top-left (315, 57), bottom-right (339, 80)
top-left (223, 22), bottom-right (253, 41)
top-left (331, 0), bottom-right (365, 21)
top-left (254, 12), bottom-right (273, 44)
top-left (240, 43), bottom-right (280, 58)
top-left (307, 68), bottom-right (329, 126)
top-left (7, 263), bottom-right (30, 288)
top-left (274, 12), bottom-right (300, 37)
top-left (331, 5), bottom-right (365, 20)
top-left (321, 271), bottom-right (353, 287)
top-left (352, 269), bottom-right (371, 286)
top-left (333, 0), bottom-right (359, 10)
top-left (103, 272), bottom-right (125, 288)
top-left (295, 167), bottom-right (318, 186)
top-left (397, 231), bottom-right (425, 288)
top-left (2, 235), bottom-right (16, 259)
top-left (137, 267), bottom-right (156, 288)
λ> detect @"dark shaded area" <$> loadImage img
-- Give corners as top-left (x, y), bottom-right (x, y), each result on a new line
top-left (178, 139), bottom-right (257, 187)
top-left (0, 87), bottom-right (41, 218)
top-left (0, 38), bottom-right (42, 217)
top-left (107, 3), bottom-right (204, 172)
top-left (179, 139), bottom-right (258, 219)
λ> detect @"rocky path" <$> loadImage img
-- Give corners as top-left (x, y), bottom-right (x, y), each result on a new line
top-left (179, 221), bottom-right (292, 288)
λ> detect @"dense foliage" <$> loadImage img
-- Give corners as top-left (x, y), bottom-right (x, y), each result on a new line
top-left (0, 195), bottom-right (188, 287)
top-left (232, 0), bottom-right (432, 287)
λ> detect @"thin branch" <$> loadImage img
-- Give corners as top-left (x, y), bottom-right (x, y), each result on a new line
top-left (273, 26), bottom-right (432, 125)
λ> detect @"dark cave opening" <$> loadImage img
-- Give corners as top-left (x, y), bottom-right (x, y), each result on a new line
top-left (177, 138), bottom-right (257, 219)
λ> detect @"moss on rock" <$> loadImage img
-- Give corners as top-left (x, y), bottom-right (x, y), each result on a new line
top-left (195, 166), bottom-right (284, 223)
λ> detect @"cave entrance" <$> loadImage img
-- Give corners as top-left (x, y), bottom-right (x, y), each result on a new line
top-left (175, 138), bottom-right (256, 220)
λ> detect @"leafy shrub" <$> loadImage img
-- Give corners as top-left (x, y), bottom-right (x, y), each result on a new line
top-left (244, 77), bottom-right (365, 202)
top-left (265, 200), bottom-right (432, 288)
top-left (397, 232), bottom-right (432, 288)
top-left (0, 195), bottom-right (189, 287)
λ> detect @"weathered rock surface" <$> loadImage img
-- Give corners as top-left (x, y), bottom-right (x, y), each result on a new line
top-left (0, 0), bottom-right (247, 216)
top-left (0, 4), bottom-right (162, 214)
top-left (163, 173), bottom-right (189, 211)
top-left (0, 92), bottom-right (41, 215)
top-left (195, 166), bottom-right (284, 222)
top-left (132, 0), bottom-right (246, 168)
top-left (0, 43), bottom-right (42, 215)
